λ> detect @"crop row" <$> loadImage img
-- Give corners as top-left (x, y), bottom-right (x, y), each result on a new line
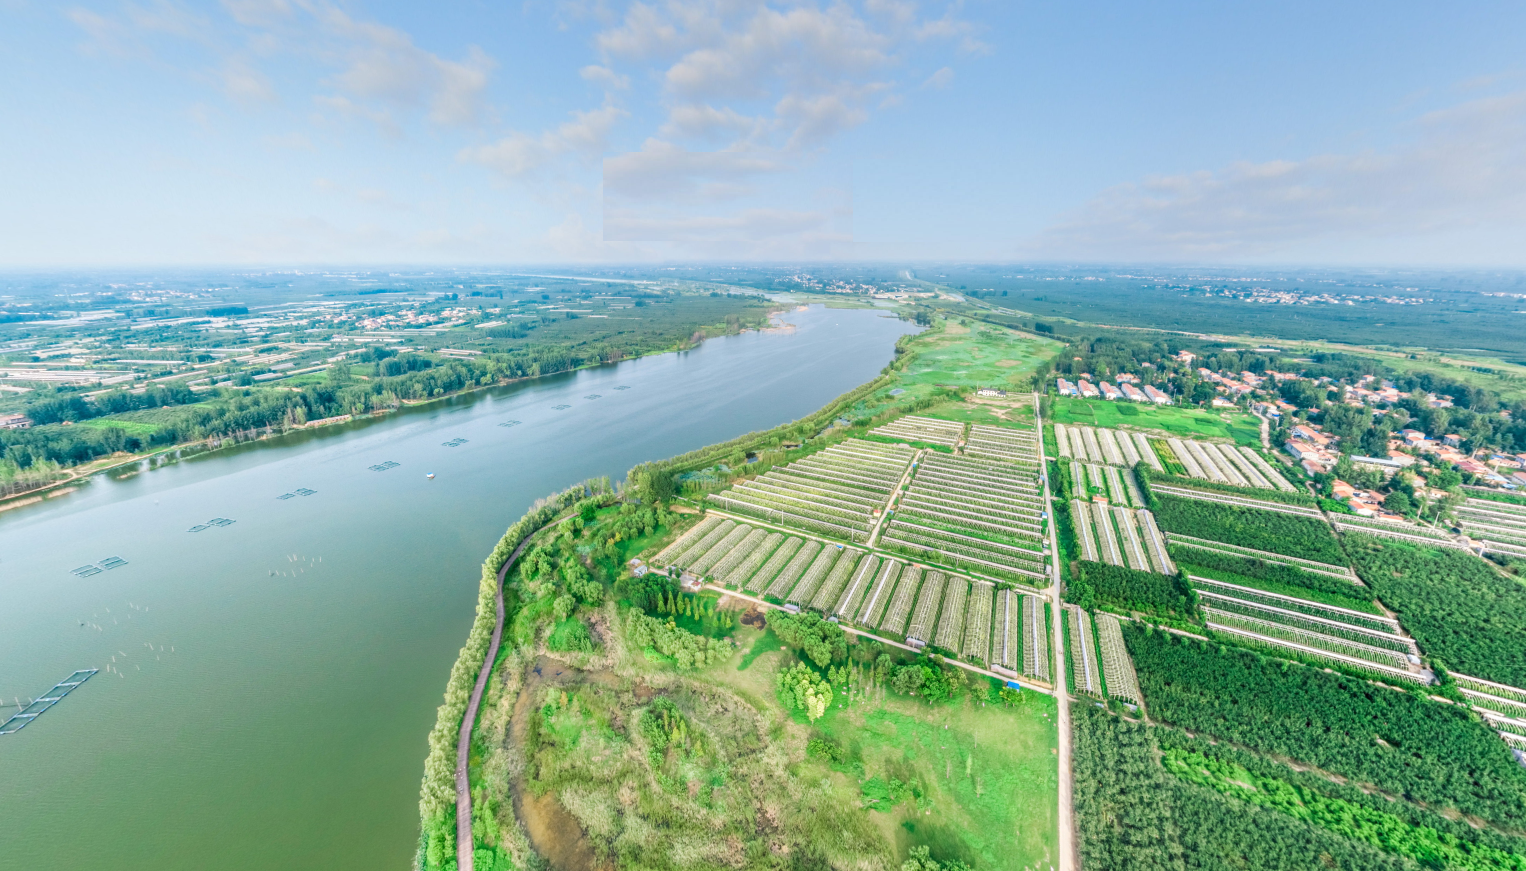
top-left (1195, 592), bottom-right (1410, 649)
top-left (1023, 594), bottom-right (1051, 681)
top-left (671, 519), bottom-right (737, 568)
top-left (786, 546), bottom-right (841, 605)
top-left (993, 589), bottom-right (1021, 672)
top-left (931, 575), bottom-right (967, 651)
top-left (653, 516), bottom-right (723, 565)
top-left (688, 523), bottom-right (756, 575)
top-left (744, 536), bottom-right (803, 594)
top-left (1452, 673), bottom-right (1526, 705)
top-left (721, 531), bottom-right (784, 588)
top-left (811, 549), bottom-right (864, 613)
top-left (1332, 516), bottom-right (1469, 549)
top-left (905, 570), bottom-right (948, 646)
top-left (869, 414), bottom-right (965, 447)
top-left (765, 539), bottom-right (823, 600)
top-left (879, 527), bottom-right (1046, 583)
top-left (1067, 605), bottom-right (1102, 697)
top-left (879, 565), bottom-right (925, 635)
top-left (708, 493), bottom-right (865, 541)
top-left (1095, 612), bottom-right (1141, 705)
top-left (1114, 506), bottom-right (1151, 571)
top-left (1205, 620), bottom-right (1423, 682)
top-left (833, 554), bottom-right (882, 620)
top-left (1136, 510), bottom-right (1175, 574)
top-left (965, 424), bottom-right (1039, 465)
top-left (1152, 494), bottom-right (1352, 568)
top-left (1205, 609), bottom-right (1412, 668)
top-left (1072, 500), bottom-right (1100, 562)
top-left (1090, 502), bottom-right (1123, 567)
top-left (857, 559), bottom-right (904, 627)
top-left (1150, 484), bottom-right (1322, 518)
top-left (963, 583), bottom-right (994, 663)
top-left (1186, 576), bottom-right (1397, 631)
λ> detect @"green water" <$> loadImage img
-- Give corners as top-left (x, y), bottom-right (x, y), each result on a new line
top-left (0, 306), bottom-right (916, 870)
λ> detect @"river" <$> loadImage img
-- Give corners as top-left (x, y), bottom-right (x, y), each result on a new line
top-left (0, 304), bottom-right (917, 871)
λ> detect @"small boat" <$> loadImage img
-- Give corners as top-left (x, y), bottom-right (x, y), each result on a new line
top-left (427, 473), bottom-right (436, 479)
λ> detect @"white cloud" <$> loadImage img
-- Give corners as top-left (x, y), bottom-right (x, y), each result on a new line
top-left (579, 64), bottom-right (630, 90)
top-left (459, 105), bottom-right (626, 179)
top-left (922, 66), bottom-right (953, 89)
top-left (220, 56), bottom-right (276, 104)
top-left (1030, 90), bottom-right (1526, 263)
top-left (319, 10), bottom-right (495, 127)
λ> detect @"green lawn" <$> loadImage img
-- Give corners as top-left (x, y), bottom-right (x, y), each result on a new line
top-left (809, 688), bottom-right (1059, 871)
top-left (1050, 397), bottom-right (1261, 445)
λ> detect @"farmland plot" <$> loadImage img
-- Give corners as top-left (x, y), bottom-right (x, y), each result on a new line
top-left (1103, 466), bottom-right (1130, 505)
top-left (1090, 502), bottom-right (1123, 567)
top-left (1134, 432), bottom-right (1164, 471)
top-left (932, 576), bottom-right (969, 652)
top-left (1188, 576), bottom-right (1397, 632)
top-left (1162, 437), bottom-right (1299, 493)
top-left (688, 523), bottom-right (754, 575)
top-left (707, 438), bottom-right (912, 542)
top-left (1165, 438), bottom-right (1205, 479)
top-left (1116, 429), bottom-right (1142, 466)
top-left (1112, 507), bottom-right (1151, 572)
top-left (1150, 484), bottom-right (1323, 518)
top-left (1023, 595), bottom-right (1051, 681)
top-left (1066, 605), bottom-right (1102, 697)
top-left (1079, 427), bottom-right (1104, 465)
top-left (869, 414), bottom-right (965, 447)
top-left (1152, 495), bottom-right (1350, 566)
top-left (1071, 500), bottom-right (1100, 562)
top-left (720, 531), bottom-right (782, 589)
top-left (1096, 428), bottom-right (1125, 466)
top-left (1456, 498), bottom-right (1526, 558)
top-left (1204, 609), bottom-right (1413, 669)
top-left (963, 582), bottom-right (994, 664)
top-left (1136, 510), bottom-right (1175, 574)
top-left (883, 453), bottom-right (1047, 583)
top-left (1069, 462), bottom-right (1087, 502)
top-left (905, 570), bottom-right (947, 647)
top-left (653, 516), bottom-right (722, 566)
top-left (1197, 596), bottom-right (1414, 653)
top-left (1054, 423), bottom-right (1073, 459)
top-left (1236, 445), bottom-right (1296, 490)
top-left (1206, 617), bottom-right (1423, 682)
top-left (745, 536), bottom-right (804, 594)
top-left (965, 423), bottom-right (1039, 466)
top-left (879, 565), bottom-right (925, 635)
top-left (1332, 515), bottom-right (1469, 548)
top-left (808, 548), bottom-right (861, 613)
top-left (831, 553), bottom-right (880, 620)
top-left (697, 525), bottom-right (763, 578)
top-left (671, 519), bottom-right (737, 569)
top-left (993, 589), bottom-right (1021, 673)
top-left (1163, 532), bottom-right (1355, 580)
top-left (857, 559), bottom-right (904, 627)
top-left (786, 546), bottom-right (841, 606)
top-left (1094, 613), bottom-right (1141, 705)
top-left (764, 539), bottom-right (823, 601)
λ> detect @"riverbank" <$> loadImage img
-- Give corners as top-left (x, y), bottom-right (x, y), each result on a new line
top-left (0, 310), bottom-right (815, 510)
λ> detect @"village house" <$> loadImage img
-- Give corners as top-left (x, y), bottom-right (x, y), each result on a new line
top-left (1099, 382), bottom-right (1123, 400)
top-left (1078, 380), bottom-right (1100, 398)
top-left (0, 413), bottom-right (33, 430)
top-left (1142, 385), bottom-right (1173, 405)
top-left (1056, 378), bottom-right (1079, 396)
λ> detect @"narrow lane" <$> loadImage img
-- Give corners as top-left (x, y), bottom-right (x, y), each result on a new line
top-left (1035, 393), bottom-right (1076, 871)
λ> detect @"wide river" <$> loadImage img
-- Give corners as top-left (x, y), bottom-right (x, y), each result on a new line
top-left (0, 305), bottom-right (917, 871)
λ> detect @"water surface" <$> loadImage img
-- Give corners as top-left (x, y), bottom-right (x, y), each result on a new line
top-left (0, 305), bottom-right (916, 871)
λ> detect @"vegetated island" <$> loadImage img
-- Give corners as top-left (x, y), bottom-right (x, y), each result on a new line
top-left (416, 317), bottom-right (1067, 871)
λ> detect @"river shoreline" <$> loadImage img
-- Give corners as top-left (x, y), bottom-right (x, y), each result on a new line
top-left (0, 315), bottom-right (813, 511)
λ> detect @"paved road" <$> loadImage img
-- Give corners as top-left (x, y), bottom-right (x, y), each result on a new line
top-left (1035, 393), bottom-right (1076, 871)
top-left (455, 515), bottom-right (571, 871)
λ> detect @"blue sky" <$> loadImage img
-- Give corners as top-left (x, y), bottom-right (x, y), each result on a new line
top-left (2, 0), bottom-right (1525, 266)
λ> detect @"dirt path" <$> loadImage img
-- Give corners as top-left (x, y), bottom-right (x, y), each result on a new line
top-left (1034, 392), bottom-right (1076, 871)
top-left (456, 516), bottom-right (573, 871)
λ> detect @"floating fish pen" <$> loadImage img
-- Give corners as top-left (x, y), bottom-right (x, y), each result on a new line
top-left (0, 670), bottom-right (97, 736)
top-left (70, 556), bottom-right (128, 576)
top-left (497, 419), bottom-right (522, 427)
top-left (441, 438), bottom-right (469, 447)
top-left (368, 461), bottom-right (401, 472)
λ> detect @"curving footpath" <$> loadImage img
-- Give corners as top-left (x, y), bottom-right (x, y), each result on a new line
top-left (455, 516), bottom-right (571, 871)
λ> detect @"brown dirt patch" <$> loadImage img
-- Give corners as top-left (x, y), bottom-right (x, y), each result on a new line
top-left (740, 606), bottom-right (768, 629)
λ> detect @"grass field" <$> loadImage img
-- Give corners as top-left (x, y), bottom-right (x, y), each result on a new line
top-left (1049, 397), bottom-right (1261, 445)
top-left (838, 319), bottom-right (1062, 426)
